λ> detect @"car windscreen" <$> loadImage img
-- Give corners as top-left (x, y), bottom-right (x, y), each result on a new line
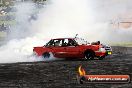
top-left (45, 40), bottom-right (54, 47)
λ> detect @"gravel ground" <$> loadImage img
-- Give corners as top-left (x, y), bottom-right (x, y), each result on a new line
top-left (0, 46), bottom-right (131, 88)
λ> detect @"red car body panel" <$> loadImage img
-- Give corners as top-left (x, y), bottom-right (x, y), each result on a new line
top-left (33, 38), bottom-right (107, 58)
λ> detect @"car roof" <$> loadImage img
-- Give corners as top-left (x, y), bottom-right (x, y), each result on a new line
top-left (51, 38), bottom-right (75, 40)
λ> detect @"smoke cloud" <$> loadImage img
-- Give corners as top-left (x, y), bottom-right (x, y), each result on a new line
top-left (0, 0), bottom-right (132, 63)
top-left (32, 0), bottom-right (132, 42)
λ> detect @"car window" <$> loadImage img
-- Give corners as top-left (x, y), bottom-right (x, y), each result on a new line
top-left (46, 39), bottom-right (78, 47)
top-left (62, 39), bottom-right (68, 47)
top-left (46, 39), bottom-right (63, 47)
top-left (54, 40), bottom-right (62, 47)
top-left (67, 39), bottom-right (77, 46)
top-left (45, 40), bottom-right (54, 47)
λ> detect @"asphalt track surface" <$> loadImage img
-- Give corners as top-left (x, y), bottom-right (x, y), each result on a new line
top-left (0, 46), bottom-right (132, 88)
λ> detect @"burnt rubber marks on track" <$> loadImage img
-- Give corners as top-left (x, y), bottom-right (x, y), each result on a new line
top-left (0, 46), bottom-right (131, 88)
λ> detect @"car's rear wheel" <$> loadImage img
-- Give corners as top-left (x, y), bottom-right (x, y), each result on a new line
top-left (84, 51), bottom-right (95, 60)
top-left (42, 52), bottom-right (50, 58)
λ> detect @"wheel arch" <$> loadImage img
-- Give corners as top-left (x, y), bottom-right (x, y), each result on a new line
top-left (42, 52), bottom-right (49, 55)
top-left (84, 49), bottom-right (95, 55)
top-left (41, 48), bottom-right (53, 56)
top-left (42, 52), bottom-right (51, 58)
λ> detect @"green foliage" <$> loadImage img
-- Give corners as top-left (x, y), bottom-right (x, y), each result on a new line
top-left (0, 20), bottom-right (16, 25)
top-left (110, 42), bottom-right (132, 47)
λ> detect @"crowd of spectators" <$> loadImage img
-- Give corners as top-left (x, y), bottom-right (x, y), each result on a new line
top-left (0, 0), bottom-right (45, 32)
top-left (0, 5), bottom-right (16, 32)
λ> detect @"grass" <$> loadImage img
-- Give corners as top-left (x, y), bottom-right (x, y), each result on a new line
top-left (0, 31), bottom-right (7, 38)
top-left (110, 42), bottom-right (132, 47)
top-left (0, 20), bottom-right (16, 25)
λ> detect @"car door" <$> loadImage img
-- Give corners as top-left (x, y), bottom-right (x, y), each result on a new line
top-left (51, 39), bottom-right (67, 58)
top-left (64, 39), bottom-right (81, 58)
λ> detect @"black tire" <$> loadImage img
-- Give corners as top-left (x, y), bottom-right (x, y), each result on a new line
top-left (42, 52), bottom-right (50, 58)
top-left (98, 56), bottom-right (105, 60)
top-left (84, 51), bottom-right (95, 60)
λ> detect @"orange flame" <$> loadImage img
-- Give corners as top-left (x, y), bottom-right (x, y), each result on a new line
top-left (78, 65), bottom-right (86, 76)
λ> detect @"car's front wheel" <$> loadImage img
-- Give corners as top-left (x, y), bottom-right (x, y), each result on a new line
top-left (42, 52), bottom-right (50, 58)
top-left (84, 51), bottom-right (95, 60)
top-left (98, 56), bottom-right (105, 60)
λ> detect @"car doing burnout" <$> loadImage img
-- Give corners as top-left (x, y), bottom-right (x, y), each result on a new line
top-left (33, 38), bottom-right (112, 60)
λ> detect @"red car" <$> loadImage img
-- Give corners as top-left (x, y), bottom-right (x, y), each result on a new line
top-left (33, 38), bottom-right (112, 60)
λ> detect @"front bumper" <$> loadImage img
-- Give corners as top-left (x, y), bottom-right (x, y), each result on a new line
top-left (95, 51), bottom-right (112, 57)
top-left (95, 51), bottom-right (106, 57)
top-left (106, 51), bottom-right (112, 56)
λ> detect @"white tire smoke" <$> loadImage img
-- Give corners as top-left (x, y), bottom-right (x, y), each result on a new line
top-left (0, 0), bottom-right (132, 63)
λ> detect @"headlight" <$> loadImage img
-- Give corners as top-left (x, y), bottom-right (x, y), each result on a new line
top-left (99, 48), bottom-right (106, 52)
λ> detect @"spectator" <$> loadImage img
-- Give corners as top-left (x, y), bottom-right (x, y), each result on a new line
top-left (0, 23), bottom-right (7, 31)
